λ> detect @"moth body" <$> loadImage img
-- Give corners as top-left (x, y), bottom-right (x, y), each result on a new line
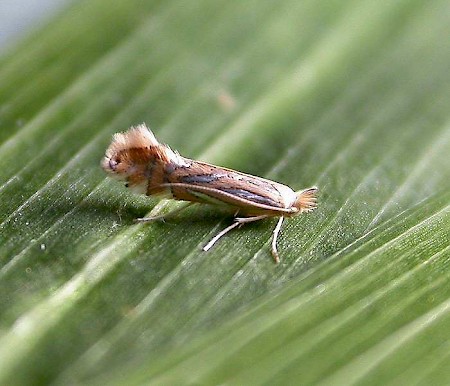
top-left (102, 124), bottom-right (318, 262)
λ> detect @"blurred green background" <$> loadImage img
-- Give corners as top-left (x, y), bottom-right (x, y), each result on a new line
top-left (0, 1), bottom-right (449, 385)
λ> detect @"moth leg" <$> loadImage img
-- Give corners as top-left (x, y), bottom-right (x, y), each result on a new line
top-left (202, 221), bottom-right (241, 252)
top-left (202, 215), bottom-right (269, 252)
top-left (234, 215), bottom-right (269, 224)
top-left (271, 217), bottom-right (284, 264)
top-left (135, 203), bottom-right (194, 223)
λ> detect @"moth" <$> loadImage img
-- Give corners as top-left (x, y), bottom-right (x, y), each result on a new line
top-left (101, 124), bottom-right (318, 263)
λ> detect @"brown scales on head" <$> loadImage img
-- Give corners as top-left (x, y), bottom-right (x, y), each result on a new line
top-left (101, 124), bottom-right (184, 193)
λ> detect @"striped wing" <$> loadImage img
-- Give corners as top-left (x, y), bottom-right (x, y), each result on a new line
top-left (149, 160), bottom-right (296, 216)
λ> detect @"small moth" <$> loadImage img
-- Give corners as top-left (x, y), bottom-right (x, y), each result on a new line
top-left (101, 124), bottom-right (318, 263)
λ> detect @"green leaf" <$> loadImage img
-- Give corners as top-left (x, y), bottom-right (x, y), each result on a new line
top-left (0, 0), bottom-right (449, 385)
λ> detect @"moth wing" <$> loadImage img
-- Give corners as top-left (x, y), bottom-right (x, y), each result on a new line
top-left (154, 182), bottom-right (294, 215)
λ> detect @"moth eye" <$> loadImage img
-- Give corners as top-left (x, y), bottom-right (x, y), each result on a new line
top-left (109, 157), bottom-right (120, 170)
